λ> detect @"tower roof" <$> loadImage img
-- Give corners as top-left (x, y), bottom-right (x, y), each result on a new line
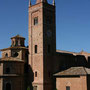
top-left (10, 35), bottom-right (25, 47)
top-left (11, 35), bottom-right (25, 39)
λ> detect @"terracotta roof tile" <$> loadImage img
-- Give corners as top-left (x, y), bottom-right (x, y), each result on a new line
top-left (0, 46), bottom-right (28, 51)
top-left (54, 67), bottom-right (90, 76)
top-left (0, 57), bottom-right (24, 62)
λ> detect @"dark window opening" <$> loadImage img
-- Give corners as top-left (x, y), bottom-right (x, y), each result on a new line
top-left (20, 40), bottom-right (24, 46)
top-left (6, 83), bottom-right (11, 90)
top-left (35, 45), bottom-right (37, 53)
top-left (66, 86), bottom-right (70, 90)
top-left (33, 86), bottom-right (37, 90)
top-left (6, 67), bottom-right (10, 74)
top-left (46, 16), bottom-right (52, 24)
top-left (88, 57), bottom-right (90, 68)
top-left (12, 41), bottom-right (14, 46)
top-left (16, 40), bottom-right (18, 46)
top-left (48, 45), bottom-right (51, 53)
top-left (25, 52), bottom-right (29, 64)
top-left (24, 64), bottom-right (28, 73)
top-left (34, 17), bottom-right (38, 25)
top-left (49, 72), bottom-right (51, 77)
top-left (13, 52), bottom-right (18, 57)
top-left (5, 53), bottom-right (8, 57)
top-left (35, 71), bottom-right (37, 77)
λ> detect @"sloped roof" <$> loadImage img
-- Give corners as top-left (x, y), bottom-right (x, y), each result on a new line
top-left (56, 50), bottom-right (90, 56)
top-left (56, 50), bottom-right (77, 55)
top-left (0, 46), bottom-right (28, 51)
top-left (54, 67), bottom-right (90, 76)
top-left (0, 57), bottom-right (24, 62)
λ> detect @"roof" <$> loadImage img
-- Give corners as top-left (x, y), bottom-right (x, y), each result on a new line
top-left (56, 50), bottom-right (77, 55)
top-left (0, 46), bottom-right (28, 51)
top-left (56, 50), bottom-right (90, 56)
top-left (0, 57), bottom-right (24, 62)
top-left (0, 74), bottom-right (22, 77)
top-left (56, 50), bottom-right (90, 60)
top-left (54, 67), bottom-right (90, 76)
top-left (11, 35), bottom-right (25, 39)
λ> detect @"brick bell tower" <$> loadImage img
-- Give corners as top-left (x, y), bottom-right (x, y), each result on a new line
top-left (28, 0), bottom-right (56, 90)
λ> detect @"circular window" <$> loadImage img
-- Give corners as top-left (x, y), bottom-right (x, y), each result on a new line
top-left (13, 52), bottom-right (18, 57)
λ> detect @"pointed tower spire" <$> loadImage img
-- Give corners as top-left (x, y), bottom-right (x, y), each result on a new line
top-left (36, 0), bottom-right (47, 4)
top-left (29, 0), bottom-right (31, 7)
top-left (53, 0), bottom-right (55, 6)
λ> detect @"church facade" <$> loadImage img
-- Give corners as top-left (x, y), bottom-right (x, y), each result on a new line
top-left (0, 0), bottom-right (90, 90)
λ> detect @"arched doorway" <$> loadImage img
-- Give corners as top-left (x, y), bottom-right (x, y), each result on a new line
top-left (6, 83), bottom-right (11, 90)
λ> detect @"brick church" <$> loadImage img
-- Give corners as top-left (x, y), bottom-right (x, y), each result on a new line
top-left (0, 0), bottom-right (90, 90)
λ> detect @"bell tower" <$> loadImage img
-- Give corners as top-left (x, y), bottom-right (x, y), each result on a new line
top-left (28, 0), bottom-right (56, 90)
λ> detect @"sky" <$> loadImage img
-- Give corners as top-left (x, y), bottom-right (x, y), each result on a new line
top-left (0, 0), bottom-right (90, 57)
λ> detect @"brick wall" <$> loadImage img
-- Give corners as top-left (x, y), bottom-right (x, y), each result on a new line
top-left (56, 76), bottom-right (87, 90)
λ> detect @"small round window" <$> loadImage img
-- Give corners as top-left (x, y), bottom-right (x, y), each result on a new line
top-left (13, 52), bottom-right (18, 57)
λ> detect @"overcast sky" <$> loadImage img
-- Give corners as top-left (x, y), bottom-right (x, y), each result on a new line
top-left (0, 0), bottom-right (90, 57)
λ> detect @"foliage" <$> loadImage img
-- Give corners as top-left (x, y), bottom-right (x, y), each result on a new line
top-left (27, 87), bottom-right (30, 90)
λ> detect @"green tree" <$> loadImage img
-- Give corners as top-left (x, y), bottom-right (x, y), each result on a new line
top-left (27, 86), bottom-right (30, 90)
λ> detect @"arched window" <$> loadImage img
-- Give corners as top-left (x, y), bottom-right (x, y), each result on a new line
top-left (35, 71), bottom-right (37, 77)
top-left (35, 45), bottom-right (37, 53)
top-left (6, 67), bottom-right (10, 74)
top-left (6, 83), bottom-right (11, 90)
top-left (5, 53), bottom-right (8, 57)
top-left (12, 41), bottom-right (14, 46)
top-left (34, 17), bottom-right (38, 25)
top-left (16, 40), bottom-right (18, 46)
